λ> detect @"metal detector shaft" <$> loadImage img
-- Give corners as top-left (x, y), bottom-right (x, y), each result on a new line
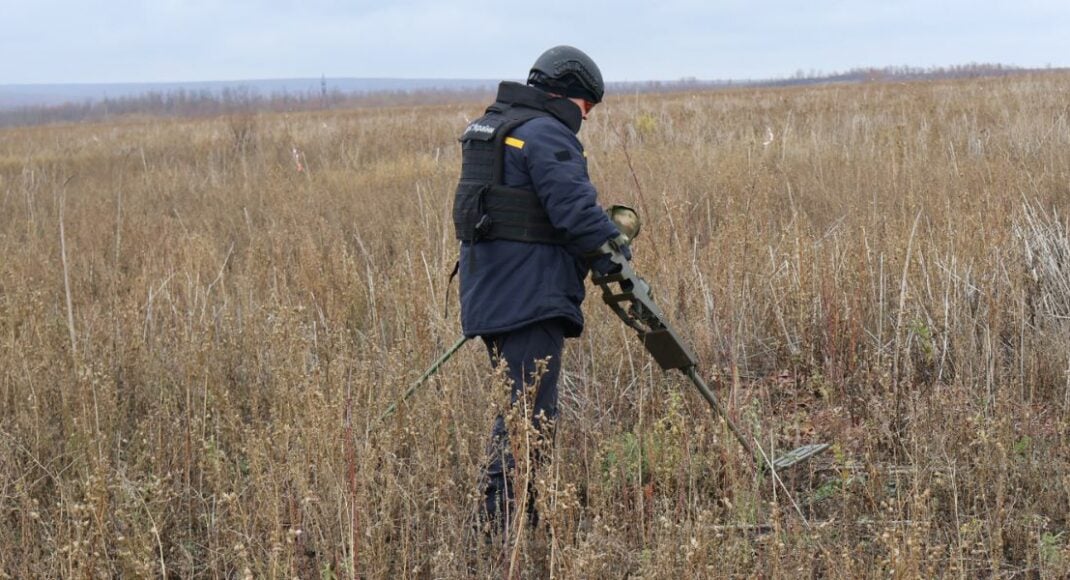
top-left (378, 335), bottom-right (469, 423)
top-left (591, 241), bottom-right (829, 472)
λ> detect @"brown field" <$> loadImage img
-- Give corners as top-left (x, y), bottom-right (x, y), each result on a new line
top-left (2, 73), bottom-right (1070, 578)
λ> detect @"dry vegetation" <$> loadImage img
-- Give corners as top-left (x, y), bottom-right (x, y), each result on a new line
top-left (2, 73), bottom-right (1070, 578)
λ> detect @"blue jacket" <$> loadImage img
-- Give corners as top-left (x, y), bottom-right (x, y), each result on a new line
top-left (458, 84), bottom-right (620, 338)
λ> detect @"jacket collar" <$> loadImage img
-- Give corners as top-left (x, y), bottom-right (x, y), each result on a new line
top-left (492, 81), bottom-right (583, 134)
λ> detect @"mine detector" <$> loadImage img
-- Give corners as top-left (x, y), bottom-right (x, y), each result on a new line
top-left (381, 206), bottom-right (828, 473)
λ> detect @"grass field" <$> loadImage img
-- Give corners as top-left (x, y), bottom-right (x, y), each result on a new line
top-left (2, 73), bottom-right (1070, 578)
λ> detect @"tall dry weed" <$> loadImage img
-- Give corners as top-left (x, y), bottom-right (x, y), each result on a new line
top-left (1, 75), bottom-right (1069, 577)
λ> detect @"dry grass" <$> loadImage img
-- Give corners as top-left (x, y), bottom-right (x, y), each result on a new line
top-left (2, 73), bottom-right (1070, 578)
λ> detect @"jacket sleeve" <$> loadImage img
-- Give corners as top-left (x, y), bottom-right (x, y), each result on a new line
top-left (514, 118), bottom-right (621, 259)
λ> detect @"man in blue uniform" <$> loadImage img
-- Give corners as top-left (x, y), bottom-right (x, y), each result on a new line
top-left (452, 45), bottom-right (630, 531)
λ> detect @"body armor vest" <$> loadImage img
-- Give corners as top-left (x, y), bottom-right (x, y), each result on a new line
top-left (453, 85), bottom-right (576, 245)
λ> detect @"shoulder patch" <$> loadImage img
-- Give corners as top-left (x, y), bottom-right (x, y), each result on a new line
top-left (461, 118), bottom-right (504, 142)
top-left (505, 136), bottom-right (525, 149)
top-left (554, 150), bottom-right (572, 161)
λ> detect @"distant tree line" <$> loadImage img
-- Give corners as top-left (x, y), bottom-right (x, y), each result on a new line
top-left (0, 85), bottom-right (495, 128)
top-left (614, 63), bottom-right (1045, 92)
top-left (772, 62), bottom-right (1038, 86)
top-left (0, 63), bottom-right (1062, 128)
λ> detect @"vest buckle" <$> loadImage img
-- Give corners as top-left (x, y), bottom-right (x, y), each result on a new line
top-left (474, 214), bottom-right (493, 241)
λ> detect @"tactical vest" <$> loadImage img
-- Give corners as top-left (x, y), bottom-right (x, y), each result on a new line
top-left (453, 104), bottom-right (569, 245)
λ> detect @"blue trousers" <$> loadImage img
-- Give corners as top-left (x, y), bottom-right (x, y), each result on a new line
top-left (481, 318), bottom-right (565, 526)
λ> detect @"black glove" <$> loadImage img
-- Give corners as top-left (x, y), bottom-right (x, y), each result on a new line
top-left (591, 253), bottom-right (621, 276)
top-left (589, 235), bottom-right (632, 276)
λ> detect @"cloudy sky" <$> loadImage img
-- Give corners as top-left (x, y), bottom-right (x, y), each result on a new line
top-left (2, 0), bottom-right (1068, 85)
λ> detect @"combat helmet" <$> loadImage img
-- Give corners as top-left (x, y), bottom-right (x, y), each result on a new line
top-left (527, 45), bottom-right (605, 104)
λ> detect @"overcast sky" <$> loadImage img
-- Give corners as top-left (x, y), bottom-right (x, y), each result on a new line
top-left (2, 0), bottom-right (1068, 85)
